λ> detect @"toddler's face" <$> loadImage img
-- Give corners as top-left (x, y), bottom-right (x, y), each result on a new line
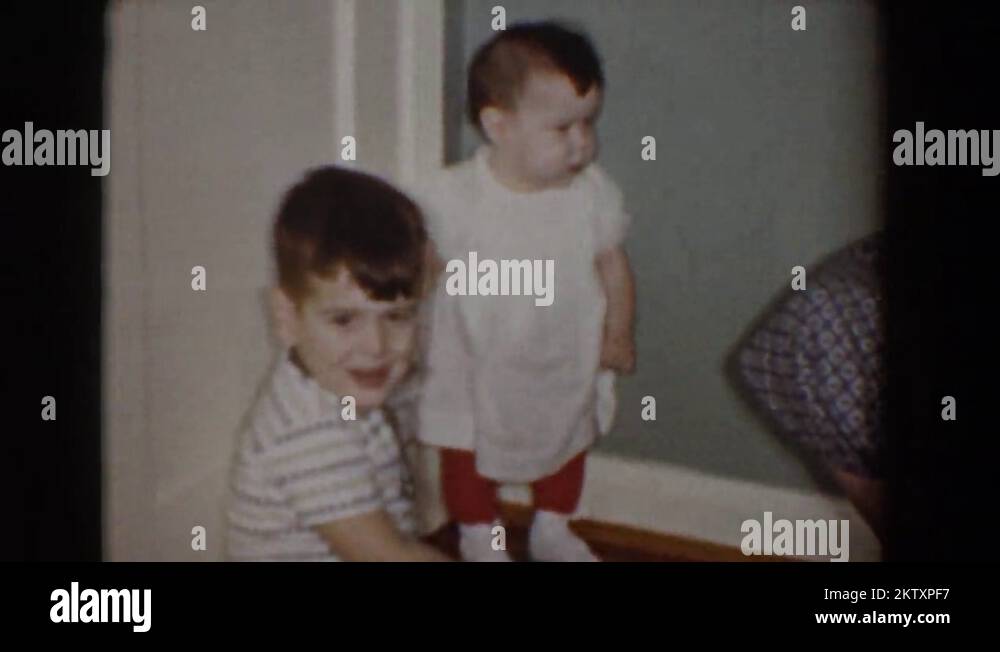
top-left (276, 269), bottom-right (418, 410)
top-left (496, 70), bottom-right (602, 189)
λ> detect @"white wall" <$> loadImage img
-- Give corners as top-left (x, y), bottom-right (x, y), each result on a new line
top-left (105, 0), bottom-right (443, 561)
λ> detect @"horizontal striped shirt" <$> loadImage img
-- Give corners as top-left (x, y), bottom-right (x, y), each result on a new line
top-left (226, 352), bottom-right (416, 561)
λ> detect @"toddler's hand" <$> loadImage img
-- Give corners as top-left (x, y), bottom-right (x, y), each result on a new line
top-left (600, 334), bottom-right (635, 375)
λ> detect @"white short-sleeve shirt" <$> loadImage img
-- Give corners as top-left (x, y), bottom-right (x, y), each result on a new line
top-left (226, 352), bottom-right (417, 561)
top-left (415, 145), bottom-right (631, 482)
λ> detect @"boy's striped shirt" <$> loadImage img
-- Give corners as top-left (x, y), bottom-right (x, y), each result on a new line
top-left (226, 353), bottom-right (416, 561)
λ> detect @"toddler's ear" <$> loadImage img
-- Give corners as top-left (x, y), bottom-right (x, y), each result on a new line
top-left (479, 106), bottom-right (507, 144)
top-left (270, 287), bottom-right (299, 349)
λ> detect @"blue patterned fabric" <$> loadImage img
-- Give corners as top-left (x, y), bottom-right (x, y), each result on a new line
top-left (737, 234), bottom-right (886, 478)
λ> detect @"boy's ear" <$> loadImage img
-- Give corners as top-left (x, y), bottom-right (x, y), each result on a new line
top-left (270, 287), bottom-right (300, 349)
top-left (479, 106), bottom-right (508, 145)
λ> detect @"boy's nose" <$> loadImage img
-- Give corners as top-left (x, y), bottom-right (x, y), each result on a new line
top-left (360, 319), bottom-right (388, 356)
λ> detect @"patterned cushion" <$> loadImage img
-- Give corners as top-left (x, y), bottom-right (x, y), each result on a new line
top-left (737, 234), bottom-right (887, 478)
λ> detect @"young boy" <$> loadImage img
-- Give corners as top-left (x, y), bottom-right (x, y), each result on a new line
top-left (415, 22), bottom-right (637, 561)
top-left (226, 166), bottom-right (451, 561)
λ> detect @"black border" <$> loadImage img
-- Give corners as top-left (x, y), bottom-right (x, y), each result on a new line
top-left (4, 2), bottom-right (106, 561)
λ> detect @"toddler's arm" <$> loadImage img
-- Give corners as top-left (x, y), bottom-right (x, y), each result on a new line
top-left (314, 511), bottom-right (453, 562)
top-left (596, 245), bottom-right (636, 374)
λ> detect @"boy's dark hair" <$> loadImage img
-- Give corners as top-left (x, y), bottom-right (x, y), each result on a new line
top-left (467, 20), bottom-right (604, 136)
top-left (273, 166), bottom-right (427, 305)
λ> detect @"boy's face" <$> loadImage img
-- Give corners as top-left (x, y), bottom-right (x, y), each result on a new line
top-left (272, 269), bottom-right (418, 410)
top-left (486, 70), bottom-right (603, 190)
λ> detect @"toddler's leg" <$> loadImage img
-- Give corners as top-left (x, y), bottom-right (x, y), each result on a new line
top-left (440, 447), bottom-right (510, 561)
top-left (441, 447), bottom-right (498, 523)
top-left (529, 451), bottom-right (599, 561)
top-left (532, 450), bottom-right (587, 514)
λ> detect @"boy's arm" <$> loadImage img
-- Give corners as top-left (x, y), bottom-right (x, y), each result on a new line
top-left (314, 510), bottom-right (453, 562)
top-left (596, 245), bottom-right (636, 374)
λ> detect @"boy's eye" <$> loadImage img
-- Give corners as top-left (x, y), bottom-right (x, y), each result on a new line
top-left (387, 307), bottom-right (416, 322)
top-left (329, 312), bottom-right (356, 327)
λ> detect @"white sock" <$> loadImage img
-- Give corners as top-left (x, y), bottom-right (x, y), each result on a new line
top-left (458, 521), bottom-right (512, 562)
top-left (529, 510), bottom-right (600, 562)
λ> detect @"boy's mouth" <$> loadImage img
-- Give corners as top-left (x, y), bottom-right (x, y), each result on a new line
top-left (348, 366), bottom-right (391, 389)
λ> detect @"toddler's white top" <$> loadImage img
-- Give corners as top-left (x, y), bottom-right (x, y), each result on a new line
top-left (414, 145), bottom-right (630, 482)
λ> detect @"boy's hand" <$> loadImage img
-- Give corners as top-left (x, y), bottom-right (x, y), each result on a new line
top-left (600, 332), bottom-right (635, 374)
top-left (314, 511), bottom-right (453, 562)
